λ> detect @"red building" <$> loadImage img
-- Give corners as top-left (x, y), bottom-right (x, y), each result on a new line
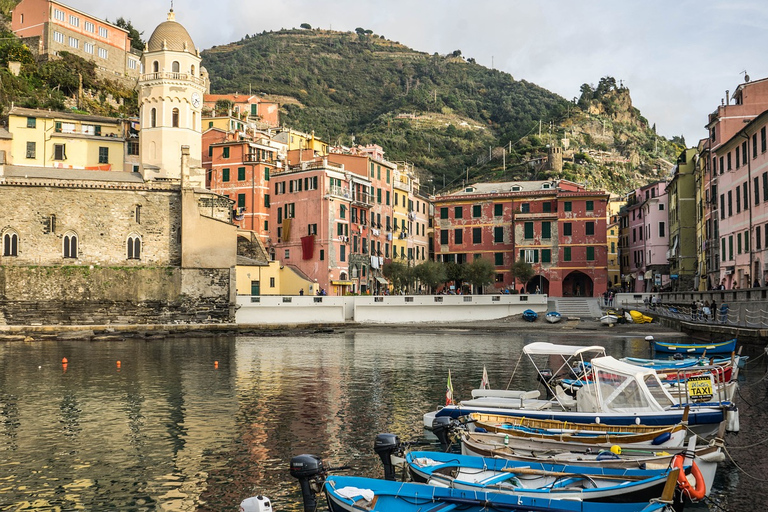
top-left (433, 180), bottom-right (609, 296)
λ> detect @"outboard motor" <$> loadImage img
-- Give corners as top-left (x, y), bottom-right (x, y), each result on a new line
top-left (239, 495), bottom-right (273, 512)
top-left (289, 454), bottom-right (326, 512)
top-left (373, 433), bottom-right (401, 481)
top-left (431, 416), bottom-right (455, 451)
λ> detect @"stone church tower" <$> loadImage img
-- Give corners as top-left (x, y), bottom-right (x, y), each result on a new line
top-left (139, 9), bottom-right (207, 185)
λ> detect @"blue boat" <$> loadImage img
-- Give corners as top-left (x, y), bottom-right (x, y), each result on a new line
top-left (523, 309), bottom-right (538, 322)
top-left (622, 355), bottom-right (747, 370)
top-left (651, 338), bottom-right (737, 355)
top-left (405, 450), bottom-right (679, 507)
top-left (323, 474), bottom-right (675, 512)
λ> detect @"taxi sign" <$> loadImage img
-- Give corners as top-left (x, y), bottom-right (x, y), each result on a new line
top-left (686, 374), bottom-right (713, 401)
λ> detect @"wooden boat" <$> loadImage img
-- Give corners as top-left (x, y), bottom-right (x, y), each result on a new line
top-left (467, 412), bottom-right (687, 451)
top-left (651, 338), bottom-right (737, 355)
top-left (405, 450), bottom-right (682, 507)
top-left (323, 474), bottom-right (676, 512)
top-left (600, 314), bottom-right (618, 326)
top-left (522, 309), bottom-right (538, 322)
top-left (457, 430), bottom-right (722, 497)
top-left (546, 311), bottom-right (562, 323)
top-left (623, 354), bottom-right (748, 370)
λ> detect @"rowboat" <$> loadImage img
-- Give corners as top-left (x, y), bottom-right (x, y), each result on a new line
top-left (323, 474), bottom-right (676, 512)
top-left (523, 309), bottom-right (538, 322)
top-left (456, 430), bottom-right (722, 498)
top-left (622, 355), bottom-right (748, 370)
top-left (424, 343), bottom-right (738, 437)
top-left (546, 311), bottom-right (562, 323)
top-left (466, 412), bottom-right (687, 451)
top-left (600, 314), bottom-right (619, 326)
top-left (651, 338), bottom-right (737, 355)
top-left (405, 450), bottom-right (682, 507)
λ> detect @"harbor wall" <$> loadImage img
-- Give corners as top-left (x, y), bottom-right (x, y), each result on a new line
top-left (236, 294), bottom-right (548, 325)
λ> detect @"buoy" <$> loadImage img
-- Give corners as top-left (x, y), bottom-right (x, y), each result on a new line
top-left (214, 361), bottom-right (219, 369)
top-left (645, 335), bottom-right (654, 341)
top-left (62, 357), bottom-right (68, 364)
top-left (610, 445), bottom-right (621, 455)
top-left (116, 361), bottom-right (121, 368)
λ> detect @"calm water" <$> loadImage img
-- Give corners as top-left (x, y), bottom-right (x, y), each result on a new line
top-left (0, 329), bottom-right (765, 511)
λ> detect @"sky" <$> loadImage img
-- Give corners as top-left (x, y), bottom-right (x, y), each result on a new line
top-left (67, 0), bottom-right (768, 145)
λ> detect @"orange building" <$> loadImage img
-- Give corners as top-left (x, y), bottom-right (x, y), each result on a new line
top-left (11, 0), bottom-right (141, 82)
top-left (203, 93), bottom-right (280, 128)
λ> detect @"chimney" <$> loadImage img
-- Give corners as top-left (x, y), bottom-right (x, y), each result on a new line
top-left (725, 90), bottom-right (729, 104)
top-left (181, 145), bottom-right (190, 188)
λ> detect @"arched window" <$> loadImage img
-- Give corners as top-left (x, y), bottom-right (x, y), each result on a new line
top-left (172, 61), bottom-right (180, 72)
top-left (150, 107), bottom-right (157, 128)
top-left (190, 64), bottom-right (195, 75)
top-left (2, 231), bottom-right (18, 257)
top-left (127, 235), bottom-right (141, 260)
top-left (172, 108), bottom-right (179, 128)
top-left (152, 60), bottom-right (159, 73)
top-left (63, 232), bottom-right (78, 259)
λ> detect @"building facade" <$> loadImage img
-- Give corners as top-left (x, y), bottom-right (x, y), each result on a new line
top-left (621, 181), bottom-right (669, 292)
top-left (666, 148), bottom-right (698, 290)
top-left (11, 0), bottom-right (141, 84)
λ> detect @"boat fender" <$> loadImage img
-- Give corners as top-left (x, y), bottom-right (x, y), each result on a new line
top-left (651, 432), bottom-right (671, 445)
top-left (475, 427), bottom-right (487, 433)
top-left (726, 407), bottom-right (740, 433)
top-left (672, 454), bottom-right (706, 501)
top-left (610, 445), bottom-right (621, 455)
top-left (596, 451), bottom-right (620, 461)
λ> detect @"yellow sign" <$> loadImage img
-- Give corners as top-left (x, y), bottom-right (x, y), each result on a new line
top-left (686, 375), bottom-right (713, 401)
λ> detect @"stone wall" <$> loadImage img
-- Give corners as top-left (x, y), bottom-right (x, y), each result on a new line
top-left (0, 266), bottom-right (234, 325)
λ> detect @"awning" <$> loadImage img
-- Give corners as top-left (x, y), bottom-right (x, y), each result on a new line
top-left (375, 277), bottom-right (388, 285)
top-left (331, 280), bottom-right (353, 286)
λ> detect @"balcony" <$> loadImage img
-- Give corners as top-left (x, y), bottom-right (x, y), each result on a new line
top-left (244, 153), bottom-right (276, 165)
top-left (140, 72), bottom-right (206, 87)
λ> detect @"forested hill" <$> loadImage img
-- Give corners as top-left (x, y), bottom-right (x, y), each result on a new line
top-left (202, 29), bottom-right (568, 182)
top-left (202, 28), bottom-right (683, 193)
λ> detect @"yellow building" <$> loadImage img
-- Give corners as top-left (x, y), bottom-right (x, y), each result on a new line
top-left (392, 164), bottom-right (431, 267)
top-left (392, 168), bottom-right (410, 262)
top-left (202, 115), bottom-right (247, 133)
top-left (274, 128), bottom-right (328, 155)
top-left (8, 107), bottom-right (127, 171)
top-left (606, 194), bottom-right (625, 289)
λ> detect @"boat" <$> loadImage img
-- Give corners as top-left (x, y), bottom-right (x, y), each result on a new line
top-left (623, 354), bottom-right (748, 370)
top-left (322, 474), bottom-right (677, 512)
top-left (405, 450), bottom-right (685, 506)
top-left (628, 310), bottom-right (653, 323)
top-left (523, 309), bottom-right (538, 322)
top-left (466, 412), bottom-right (687, 451)
top-left (651, 338), bottom-right (738, 355)
top-left (423, 342), bottom-right (738, 437)
top-left (456, 429), bottom-right (724, 493)
top-left (600, 314), bottom-right (619, 326)
top-left (546, 311), bottom-right (562, 323)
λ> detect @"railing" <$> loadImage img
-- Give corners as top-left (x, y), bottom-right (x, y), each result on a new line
top-left (140, 72), bottom-right (206, 87)
top-left (243, 153), bottom-right (276, 165)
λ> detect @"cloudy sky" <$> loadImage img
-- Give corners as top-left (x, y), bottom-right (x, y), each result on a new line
top-left (67, 0), bottom-right (768, 144)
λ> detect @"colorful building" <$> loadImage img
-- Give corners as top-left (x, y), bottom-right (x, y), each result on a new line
top-left (606, 194), bottom-right (625, 289)
top-left (621, 181), bottom-right (669, 292)
top-left (203, 93), bottom-right (280, 128)
top-left (666, 148), bottom-right (698, 290)
top-left (11, 0), bottom-right (141, 84)
top-left (433, 180), bottom-right (609, 296)
top-left (8, 107), bottom-right (127, 171)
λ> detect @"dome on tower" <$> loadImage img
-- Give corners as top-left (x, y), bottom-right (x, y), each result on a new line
top-left (146, 10), bottom-right (196, 54)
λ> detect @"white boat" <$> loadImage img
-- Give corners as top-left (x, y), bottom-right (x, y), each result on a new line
top-left (423, 342), bottom-right (738, 438)
top-left (545, 311), bottom-right (562, 323)
top-left (601, 314), bottom-right (619, 325)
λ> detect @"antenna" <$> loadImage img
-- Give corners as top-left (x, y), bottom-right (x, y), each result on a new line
top-left (170, 0), bottom-right (173, 11)
top-left (742, 70), bottom-right (750, 82)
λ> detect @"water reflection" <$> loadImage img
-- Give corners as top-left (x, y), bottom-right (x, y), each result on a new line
top-left (0, 331), bottom-right (764, 511)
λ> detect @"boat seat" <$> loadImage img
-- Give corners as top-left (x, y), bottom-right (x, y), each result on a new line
top-left (555, 386), bottom-right (577, 408)
top-left (522, 400), bottom-right (553, 411)
top-left (471, 389), bottom-right (541, 400)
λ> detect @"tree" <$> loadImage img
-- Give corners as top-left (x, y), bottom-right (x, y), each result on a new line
top-left (382, 261), bottom-right (409, 292)
top-left (465, 257), bottom-right (495, 294)
top-left (300, 23), bottom-right (312, 30)
top-left (115, 18), bottom-right (145, 52)
top-left (413, 260), bottom-right (447, 294)
top-left (215, 99), bottom-right (234, 116)
top-left (510, 258), bottom-right (534, 290)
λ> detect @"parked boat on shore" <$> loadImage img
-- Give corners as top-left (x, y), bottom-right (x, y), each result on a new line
top-left (546, 311), bottom-right (562, 323)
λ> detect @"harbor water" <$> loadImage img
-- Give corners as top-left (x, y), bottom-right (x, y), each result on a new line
top-left (0, 329), bottom-right (765, 511)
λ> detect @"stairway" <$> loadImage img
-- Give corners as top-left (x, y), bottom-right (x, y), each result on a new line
top-left (547, 297), bottom-right (602, 319)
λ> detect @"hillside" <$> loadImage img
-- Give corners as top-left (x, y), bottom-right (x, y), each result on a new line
top-left (203, 29), bottom-right (682, 193)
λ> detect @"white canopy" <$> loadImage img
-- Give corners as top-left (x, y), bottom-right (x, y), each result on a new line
top-left (590, 356), bottom-right (657, 378)
top-left (523, 342), bottom-right (606, 357)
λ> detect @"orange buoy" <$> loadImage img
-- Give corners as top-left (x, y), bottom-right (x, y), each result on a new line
top-left (116, 361), bottom-right (121, 368)
top-left (62, 357), bottom-right (68, 364)
top-left (214, 361), bottom-right (219, 369)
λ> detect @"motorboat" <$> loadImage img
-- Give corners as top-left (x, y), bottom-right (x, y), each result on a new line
top-left (522, 309), bottom-right (538, 322)
top-left (423, 342), bottom-right (738, 437)
top-left (651, 338), bottom-right (737, 355)
top-left (546, 311), bottom-right (562, 323)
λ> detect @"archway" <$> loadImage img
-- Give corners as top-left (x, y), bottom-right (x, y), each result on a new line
top-left (525, 275), bottom-right (550, 295)
top-left (562, 271), bottom-right (594, 297)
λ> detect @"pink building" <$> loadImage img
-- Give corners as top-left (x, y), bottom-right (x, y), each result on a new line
top-left (622, 181), bottom-right (669, 292)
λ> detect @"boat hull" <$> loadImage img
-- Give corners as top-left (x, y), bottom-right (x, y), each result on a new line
top-left (652, 338), bottom-right (737, 355)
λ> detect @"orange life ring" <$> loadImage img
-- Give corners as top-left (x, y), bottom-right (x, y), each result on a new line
top-left (672, 454), bottom-right (706, 501)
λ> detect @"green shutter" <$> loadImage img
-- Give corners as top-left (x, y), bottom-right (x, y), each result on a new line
top-left (586, 200), bottom-right (594, 211)
top-left (534, 250), bottom-right (539, 263)
top-left (222, 168), bottom-right (230, 182)
top-left (264, 167), bottom-right (270, 181)
top-left (542, 249), bottom-right (551, 263)
top-left (587, 246), bottom-right (595, 261)
top-left (238, 167), bottom-right (246, 181)
top-left (494, 203), bottom-right (503, 216)
top-left (564, 247), bottom-right (571, 261)
top-left (524, 222), bottom-right (533, 239)
top-left (441, 207), bottom-right (449, 219)
top-left (237, 194), bottom-right (246, 208)
top-left (495, 253), bottom-right (503, 265)
top-left (473, 204), bottom-right (481, 217)
top-left (564, 201), bottom-right (572, 212)
top-left (542, 221), bottom-right (551, 239)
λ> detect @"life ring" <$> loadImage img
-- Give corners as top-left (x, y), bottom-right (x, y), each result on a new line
top-left (672, 454), bottom-right (706, 501)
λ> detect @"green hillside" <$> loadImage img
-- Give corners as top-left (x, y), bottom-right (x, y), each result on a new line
top-left (203, 28), bottom-right (682, 193)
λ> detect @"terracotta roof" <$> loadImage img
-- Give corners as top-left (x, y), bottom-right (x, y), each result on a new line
top-left (146, 11), bottom-right (196, 54)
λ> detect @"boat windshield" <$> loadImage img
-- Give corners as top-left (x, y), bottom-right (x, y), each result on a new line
top-left (643, 374), bottom-right (676, 408)
top-left (589, 356), bottom-right (665, 413)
